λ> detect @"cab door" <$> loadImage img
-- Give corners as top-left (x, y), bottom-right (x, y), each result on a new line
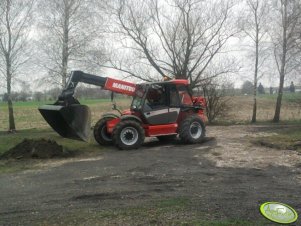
top-left (142, 84), bottom-right (170, 125)
top-left (168, 85), bottom-right (181, 123)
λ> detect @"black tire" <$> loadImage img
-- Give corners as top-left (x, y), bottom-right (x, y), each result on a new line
top-left (157, 135), bottom-right (177, 142)
top-left (112, 120), bottom-right (145, 150)
top-left (179, 115), bottom-right (205, 144)
top-left (94, 117), bottom-right (114, 145)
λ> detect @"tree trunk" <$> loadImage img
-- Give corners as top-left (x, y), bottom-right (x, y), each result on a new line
top-left (7, 99), bottom-right (16, 131)
top-left (4, 0), bottom-right (16, 131)
top-left (273, 0), bottom-right (287, 123)
top-left (251, 97), bottom-right (257, 123)
top-left (61, 3), bottom-right (69, 88)
top-left (273, 75), bottom-right (284, 122)
top-left (6, 76), bottom-right (16, 131)
top-left (251, 22), bottom-right (259, 123)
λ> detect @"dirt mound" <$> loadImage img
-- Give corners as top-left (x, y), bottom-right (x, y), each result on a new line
top-left (0, 139), bottom-right (72, 159)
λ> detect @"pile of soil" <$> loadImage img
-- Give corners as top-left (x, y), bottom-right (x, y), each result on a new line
top-left (0, 139), bottom-right (71, 159)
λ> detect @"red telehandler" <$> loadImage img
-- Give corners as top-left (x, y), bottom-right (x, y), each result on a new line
top-left (39, 71), bottom-right (206, 150)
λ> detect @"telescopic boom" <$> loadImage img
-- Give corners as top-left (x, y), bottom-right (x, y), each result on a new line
top-left (38, 71), bottom-right (137, 141)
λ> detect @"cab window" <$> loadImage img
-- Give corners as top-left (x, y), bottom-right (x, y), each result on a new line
top-left (177, 85), bottom-right (193, 106)
top-left (169, 85), bottom-right (180, 106)
top-left (144, 84), bottom-right (167, 110)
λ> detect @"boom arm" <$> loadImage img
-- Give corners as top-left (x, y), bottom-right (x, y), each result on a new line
top-left (39, 70), bottom-right (136, 141)
top-left (58, 70), bottom-right (136, 104)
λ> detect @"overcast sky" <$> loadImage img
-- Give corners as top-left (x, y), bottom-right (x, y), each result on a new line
top-left (0, 0), bottom-right (300, 95)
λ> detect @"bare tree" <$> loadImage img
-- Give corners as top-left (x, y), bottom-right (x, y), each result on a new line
top-left (103, 0), bottom-right (238, 89)
top-left (0, 0), bottom-right (34, 131)
top-left (202, 79), bottom-right (231, 123)
top-left (272, 0), bottom-right (301, 122)
top-left (37, 0), bottom-right (99, 87)
top-left (240, 0), bottom-right (270, 123)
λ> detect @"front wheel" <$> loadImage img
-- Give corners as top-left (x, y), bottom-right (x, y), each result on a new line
top-left (94, 117), bottom-right (114, 145)
top-left (179, 115), bottom-right (205, 144)
top-left (112, 120), bottom-right (145, 150)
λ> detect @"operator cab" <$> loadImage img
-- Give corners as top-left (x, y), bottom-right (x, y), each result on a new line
top-left (131, 81), bottom-right (194, 125)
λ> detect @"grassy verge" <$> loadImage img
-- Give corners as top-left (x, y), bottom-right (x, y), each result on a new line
top-left (208, 119), bottom-right (301, 126)
top-left (253, 127), bottom-right (301, 150)
top-left (0, 128), bottom-right (105, 155)
top-left (0, 128), bottom-right (106, 174)
top-left (37, 197), bottom-right (268, 226)
top-left (257, 92), bottom-right (301, 103)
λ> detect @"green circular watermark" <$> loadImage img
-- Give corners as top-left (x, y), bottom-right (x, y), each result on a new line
top-left (260, 202), bottom-right (298, 224)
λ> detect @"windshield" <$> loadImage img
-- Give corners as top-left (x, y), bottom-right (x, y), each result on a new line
top-left (131, 96), bottom-right (144, 110)
top-left (131, 84), bottom-right (147, 110)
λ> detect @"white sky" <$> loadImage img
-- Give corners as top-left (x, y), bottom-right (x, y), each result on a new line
top-left (0, 0), bottom-right (300, 95)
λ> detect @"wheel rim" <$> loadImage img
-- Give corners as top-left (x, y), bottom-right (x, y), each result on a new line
top-left (189, 122), bottom-right (202, 139)
top-left (100, 125), bottom-right (112, 141)
top-left (120, 127), bottom-right (138, 146)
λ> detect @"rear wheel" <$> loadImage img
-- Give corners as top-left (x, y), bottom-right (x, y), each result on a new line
top-left (179, 115), bottom-right (205, 144)
top-left (94, 117), bottom-right (114, 145)
top-left (113, 120), bottom-right (145, 150)
top-left (157, 135), bottom-right (177, 142)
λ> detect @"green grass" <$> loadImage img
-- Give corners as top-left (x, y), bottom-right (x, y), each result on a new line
top-left (0, 98), bottom-right (131, 131)
top-left (253, 127), bottom-right (301, 150)
top-left (156, 197), bottom-right (190, 208)
top-left (209, 119), bottom-right (301, 126)
top-left (0, 128), bottom-right (106, 174)
top-left (0, 128), bottom-right (105, 155)
top-left (1, 94), bottom-right (300, 130)
top-left (36, 197), bottom-right (268, 226)
top-left (0, 98), bottom-right (125, 108)
top-left (0, 160), bottom-right (35, 174)
top-left (257, 92), bottom-right (301, 103)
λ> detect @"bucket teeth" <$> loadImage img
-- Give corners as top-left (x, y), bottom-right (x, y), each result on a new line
top-left (38, 104), bottom-right (91, 141)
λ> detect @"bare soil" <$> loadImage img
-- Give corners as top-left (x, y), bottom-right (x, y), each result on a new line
top-left (0, 139), bottom-right (73, 159)
top-left (0, 125), bottom-right (301, 225)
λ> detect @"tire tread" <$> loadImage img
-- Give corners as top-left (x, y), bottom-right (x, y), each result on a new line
top-left (112, 120), bottom-right (145, 150)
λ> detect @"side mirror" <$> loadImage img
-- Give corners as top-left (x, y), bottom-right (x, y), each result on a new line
top-left (112, 102), bottom-right (122, 115)
top-left (112, 102), bottom-right (117, 110)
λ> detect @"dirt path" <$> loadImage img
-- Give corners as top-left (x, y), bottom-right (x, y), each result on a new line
top-left (0, 125), bottom-right (300, 225)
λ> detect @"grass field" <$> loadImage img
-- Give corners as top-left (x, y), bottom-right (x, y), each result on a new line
top-left (0, 93), bottom-right (300, 156)
top-left (223, 93), bottom-right (301, 123)
top-left (0, 93), bottom-right (300, 131)
top-left (0, 98), bottom-right (131, 168)
top-left (253, 127), bottom-right (301, 150)
top-left (0, 98), bottom-right (132, 131)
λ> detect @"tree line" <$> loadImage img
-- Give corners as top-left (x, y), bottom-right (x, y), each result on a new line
top-left (0, 87), bottom-right (112, 102)
top-left (0, 0), bottom-right (301, 131)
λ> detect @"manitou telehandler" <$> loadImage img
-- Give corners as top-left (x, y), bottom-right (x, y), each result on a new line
top-left (39, 71), bottom-right (206, 150)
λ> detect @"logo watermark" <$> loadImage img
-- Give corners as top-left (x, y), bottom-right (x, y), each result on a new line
top-left (260, 202), bottom-right (298, 224)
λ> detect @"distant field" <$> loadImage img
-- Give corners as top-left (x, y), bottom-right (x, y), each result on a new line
top-left (0, 93), bottom-right (300, 131)
top-left (224, 93), bottom-right (301, 123)
top-left (0, 98), bottom-right (131, 131)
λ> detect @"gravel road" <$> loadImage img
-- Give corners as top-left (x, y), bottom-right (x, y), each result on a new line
top-left (0, 125), bottom-right (300, 225)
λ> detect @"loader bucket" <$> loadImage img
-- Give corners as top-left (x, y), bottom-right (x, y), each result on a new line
top-left (38, 104), bottom-right (91, 141)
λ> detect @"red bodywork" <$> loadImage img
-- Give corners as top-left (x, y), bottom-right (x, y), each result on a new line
top-left (104, 77), bottom-right (137, 96)
top-left (106, 100), bottom-right (206, 138)
top-left (107, 116), bottom-right (178, 137)
top-left (105, 78), bottom-right (206, 137)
